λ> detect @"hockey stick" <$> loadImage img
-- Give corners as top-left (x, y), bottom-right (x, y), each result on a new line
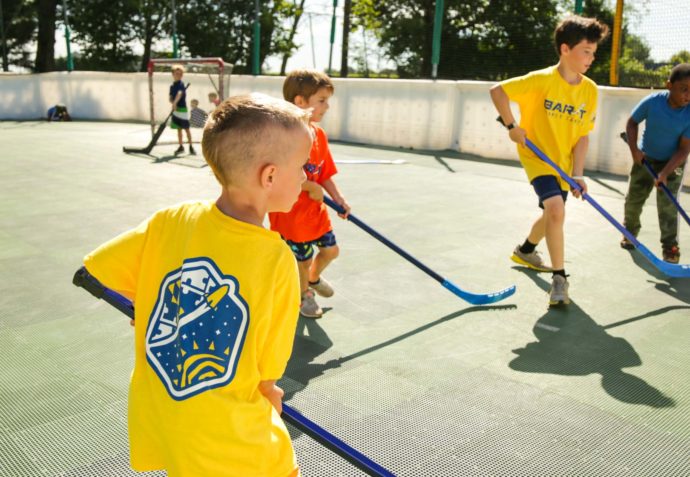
top-left (522, 137), bottom-right (690, 278)
top-left (72, 266), bottom-right (395, 477)
top-left (323, 197), bottom-right (516, 305)
top-left (619, 131), bottom-right (690, 227)
top-left (123, 83), bottom-right (190, 155)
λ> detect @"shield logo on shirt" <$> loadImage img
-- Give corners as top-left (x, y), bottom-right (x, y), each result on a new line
top-left (146, 257), bottom-right (249, 400)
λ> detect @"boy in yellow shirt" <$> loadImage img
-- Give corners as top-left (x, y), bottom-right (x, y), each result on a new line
top-left (490, 15), bottom-right (609, 306)
top-left (82, 94), bottom-right (312, 477)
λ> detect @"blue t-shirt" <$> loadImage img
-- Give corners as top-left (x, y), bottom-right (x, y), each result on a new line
top-left (631, 90), bottom-right (690, 161)
top-left (169, 80), bottom-right (187, 109)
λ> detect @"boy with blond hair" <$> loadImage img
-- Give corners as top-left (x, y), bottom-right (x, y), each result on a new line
top-left (269, 69), bottom-right (351, 318)
top-left (490, 15), bottom-right (609, 306)
top-left (170, 64), bottom-right (195, 155)
top-left (82, 93), bottom-right (312, 477)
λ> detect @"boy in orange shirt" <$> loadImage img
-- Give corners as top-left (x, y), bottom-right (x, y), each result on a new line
top-left (269, 70), bottom-right (350, 318)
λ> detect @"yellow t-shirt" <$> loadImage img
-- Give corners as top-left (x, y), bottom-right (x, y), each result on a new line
top-left (84, 200), bottom-right (300, 477)
top-left (501, 65), bottom-right (598, 190)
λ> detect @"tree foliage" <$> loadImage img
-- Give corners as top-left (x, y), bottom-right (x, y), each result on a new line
top-left (0, 0), bottom-right (36, 70)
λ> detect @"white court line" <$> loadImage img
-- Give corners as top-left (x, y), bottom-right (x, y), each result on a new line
top-left (535, 322), bottom-right (560, 332)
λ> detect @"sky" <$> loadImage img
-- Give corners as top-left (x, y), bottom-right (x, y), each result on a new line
top-left (51, 0), bottom-right (690, 72)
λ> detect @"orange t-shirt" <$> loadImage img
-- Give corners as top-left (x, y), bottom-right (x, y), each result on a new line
top-left (269, 125), bottom-right (337, 243)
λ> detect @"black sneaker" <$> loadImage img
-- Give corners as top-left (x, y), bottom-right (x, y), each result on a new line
top-left (174, 145), bottom-right (184, 155)
top-left (189, 145), bottom-right (196, 155)
top-left (662, 245), bottom-right (680, 264)
top-left (620, 237), bottom-right (635, 250)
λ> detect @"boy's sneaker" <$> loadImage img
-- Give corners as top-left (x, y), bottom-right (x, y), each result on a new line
top-left (549, 275), bottom-right (570, 306)
top-left (189, 145), bottom-right (196, 155)
top-left (300, 290), bottom-right (323, 318)
top-left (662, 245), bottom-right (680, 264)
top-left (174, 145), bottom-right (184, 155)
top-left (511, 245), bottom-right (552, 272)
top-left (309, 277), bottom-right (334, 297)
top-left (620, 237), bottom-right (635, 250)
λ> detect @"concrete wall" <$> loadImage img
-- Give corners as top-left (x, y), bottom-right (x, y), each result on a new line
top-left (2, 71), bottom-right (685, 184)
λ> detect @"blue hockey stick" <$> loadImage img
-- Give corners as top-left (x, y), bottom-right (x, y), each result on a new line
top-left (619, 131), bottom-right (690, 227)
top-left (524, 138), bottom-right (690, 278)
top-left (72, 267), bottom-right (395, 477)
top-left (323, 197), bottom-right (516, 305)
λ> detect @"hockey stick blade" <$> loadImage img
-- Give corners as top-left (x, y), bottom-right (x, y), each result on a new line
top-left (619, 132), bottom-right (690, 227)
top-left (72, 266), bottom-right (395, 477)
top-left (323, 197), bottom-right (516, 304)
top-left (525, 138), bottom-right (690, 278)
top-left (123, 83), bottom-right (190, 155)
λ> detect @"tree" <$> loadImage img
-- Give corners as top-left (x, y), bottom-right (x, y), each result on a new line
top-left (364, 0), bottom-right (560, 79)
top-left (0, 0), bottom-right (36, 71)
top-left (132, 0), bottom-right (170, 71)
top-left (175, 0), bottom-right (293, 74)
top-left (277, 0), bottom-right (305, 75)
top-left (69, 0), bottom-right (139, 70)
top-left (35, 0), bottom-right (57, 72)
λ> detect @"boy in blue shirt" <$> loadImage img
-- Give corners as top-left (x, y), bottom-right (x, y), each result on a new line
top-left (621, 63), bottom-right (690, 263)
top-left (170, 64), bottom-right (195, 155)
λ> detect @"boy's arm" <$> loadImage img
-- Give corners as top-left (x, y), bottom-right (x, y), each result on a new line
top-left (258, 379), bottom-right (284, 414)
top-left (489, 84), bottom-right (526, 146)
top-left (302, 180), bottom-right (324, 201)
top-left (625, 117), bottom-right (644, 165)
top-left (171, 91), bottom-right (183, 108)
top-left (321, 178), bottom-right (350, 218)
top-left (571, 135), bottom-right (589, 198)
top-left (658, 136), bottom-right (690, 186)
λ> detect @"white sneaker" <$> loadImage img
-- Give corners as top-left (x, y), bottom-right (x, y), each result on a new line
top-left (511, 245), bottom-right (553, 272)
top-left (549, 275), bottom-right (570, 306)
top-left (300, 290), bottom-right (323, 318)
top-left (309, 276), bottom-right (334, 298)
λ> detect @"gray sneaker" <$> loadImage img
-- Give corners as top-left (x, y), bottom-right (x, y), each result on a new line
top-left (300, 290), bottom-right (323, 318)
top-left (511, 245), bottom-right (553, 272)
top-left (309, 276), bottom-right (334, 298)
top-left (549, 275), bottom-right (570, 306)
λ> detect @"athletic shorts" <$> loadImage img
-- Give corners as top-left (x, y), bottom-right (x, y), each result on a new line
top-left (531, 175), bottom-right (568, 209)
top-left (171, 107), bottom-right (190, 130)
top-left (285, 231), bottom-right (337, 262)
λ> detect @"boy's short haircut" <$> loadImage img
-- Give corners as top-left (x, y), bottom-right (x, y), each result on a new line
top-left (553, 15), bottom-right (609, 55)
top-left (201, 93), bottom-right (311, 186)
top-left (669, 63), bottom-right (690, 83)
top-left (172, 64), bottom-right (185, 73)
top-left (191, 99), bottom-right (199, 106)
top-left (283, 69), bottom-right (335, 103)
top-left (208, 92), bottom-right (218, 98)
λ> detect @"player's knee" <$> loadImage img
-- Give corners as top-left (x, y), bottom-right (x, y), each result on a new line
top-left (321, 245), bottom-right (339, 260)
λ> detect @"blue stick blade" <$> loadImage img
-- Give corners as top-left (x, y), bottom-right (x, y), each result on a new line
top-left (635, 243), bottom-right (690, 278)
top-left (525, 139), bottom-right (690, 279)
top-left (442, 280), bottom-right (516, 305)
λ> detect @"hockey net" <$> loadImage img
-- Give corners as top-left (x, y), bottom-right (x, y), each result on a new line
top-left (147, 57), bottom-right (233, 139)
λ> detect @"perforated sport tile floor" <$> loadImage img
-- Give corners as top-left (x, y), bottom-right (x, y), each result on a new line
top-left (1, 121), bottom-right (688, 476)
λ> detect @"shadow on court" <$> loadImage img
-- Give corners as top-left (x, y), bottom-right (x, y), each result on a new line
top-left (509, 270), bottom-right (675, 408)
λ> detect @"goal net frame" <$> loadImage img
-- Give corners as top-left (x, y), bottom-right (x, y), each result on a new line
top-left (147, 57), bottom-right (233, 139)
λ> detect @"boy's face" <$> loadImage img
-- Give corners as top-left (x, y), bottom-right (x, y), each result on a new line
top-left (173, 69), bottom-right (183, 81)
top-left (268, 127), bottom-right (312, 212)
top-left (297, 88), bottom-right (332, 123)
top-left (191, 100), bottom-right (199, 108)
top-left (667, 78), bottom-right (690, 108)
top-left (561, 40), bottom-right (598, 74)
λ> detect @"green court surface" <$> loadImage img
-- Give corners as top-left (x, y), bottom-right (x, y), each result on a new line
top-left (1, 121), bottom-right (688, 476)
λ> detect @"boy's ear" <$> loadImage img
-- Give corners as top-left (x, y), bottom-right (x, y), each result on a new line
top-left (294, 95), bottom-right (308, 108)
top-left (260, 163), bottom-right (278, 189)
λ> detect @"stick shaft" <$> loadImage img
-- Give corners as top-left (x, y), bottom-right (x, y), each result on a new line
top-left (72, 267), bottom-right (395, 476)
